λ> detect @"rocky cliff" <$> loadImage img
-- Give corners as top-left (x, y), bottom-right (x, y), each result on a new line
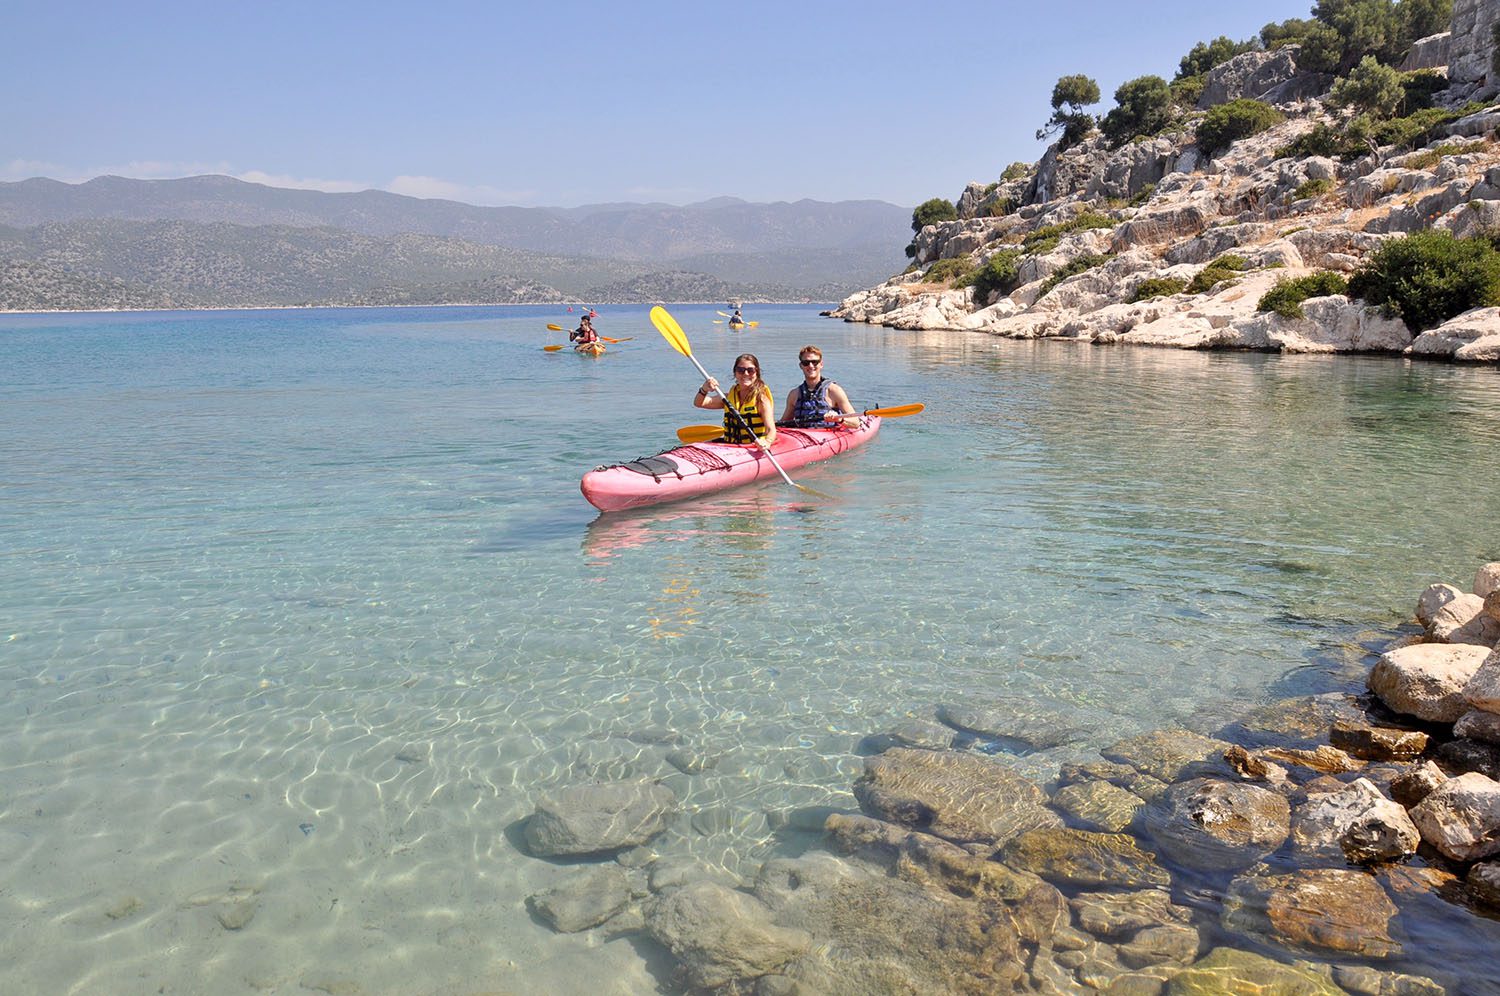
top-left (836, 39), bottom-right (1500, 364)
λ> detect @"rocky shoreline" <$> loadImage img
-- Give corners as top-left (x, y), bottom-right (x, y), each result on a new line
top-left (831, 44), bottom-right (1500, 365)
top-left (514, 564), bottom-right (1500, 995)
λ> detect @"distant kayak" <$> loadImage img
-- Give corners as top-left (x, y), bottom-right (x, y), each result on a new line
top-left (728, 320), bottom-right (745, 330)
top-left (575, 341), bottom-right (606, 356)
top-left (581, 417), bottom-right (881, 511)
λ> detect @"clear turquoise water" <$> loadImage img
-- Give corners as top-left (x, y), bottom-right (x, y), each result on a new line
top-left (2, 303), bottom-right (1498, 993)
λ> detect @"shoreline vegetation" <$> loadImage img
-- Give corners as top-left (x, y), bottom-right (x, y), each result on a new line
top-left (516, 565), bottom-right (1500, 994)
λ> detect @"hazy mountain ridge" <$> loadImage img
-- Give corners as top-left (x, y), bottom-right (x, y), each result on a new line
top-left (0, 175), bottom-right (908, 258)
top-left (0, 175), bottom-right (908, 310)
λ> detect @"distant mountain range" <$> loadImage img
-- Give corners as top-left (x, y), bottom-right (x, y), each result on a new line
top-left (0, 175), bottom-right (910, 310)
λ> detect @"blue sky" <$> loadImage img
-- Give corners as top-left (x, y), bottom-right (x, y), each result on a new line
top-left (5, 0), bottom-right (1319, 209)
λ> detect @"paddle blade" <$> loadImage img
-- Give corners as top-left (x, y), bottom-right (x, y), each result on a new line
top-left (599, 336), bottom-right (635, 344)
top-left (747, 321), bottom-right (759, 327)
top-left (716, 310), bottom-right (731, 317)
top-left (650, 306), bottom-right (692, 357)
top-left (676, 425), bottom-right (726, 443)
top-left (546, 323), bottom-right (567, 332)
top-left (543, 344), bottom-right (566, 351)
top-left (865, 403), bottom-right (924, 418)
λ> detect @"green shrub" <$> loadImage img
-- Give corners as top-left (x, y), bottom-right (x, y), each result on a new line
top-left (1186, 253), bottom-right (1250, 294)
top-left (1099, 75), bottom-right (1174, 147)
top-left (1169, 75), bottom-right (1206, 109)
top-left (922, 257), bottom-right (976, 285)
top-left (1403, 148), bottom-right (1442, 170)
top-left (1129, 183), bottom-right (1156, 207)
top-left (912, 198), bottom-right (957, 232)
top-left (1257, 272), bottom-right (1350, 318)
top-left (987, 197), bottom-right (1017, 217)
top-left (1260, 18), bottom-right (1342, 73)
top-left (1293, 177), bottom-right (1335, 200)
top-left (1276, 122), bottom-right (1361, 160)
top-left (1001, 161), bottom-right (1032, 181)
top-left (1347, 230), bottom-right (1500, 332)
top-left (1330, 55), bottom-right (1405, 118)
top-left (1037, 254), bottom-right (1111, 299)
top-left (1128, 276), bottom-right (1189, 302)
top-left (1400, 68), bottom-right (1448, 113)
top-left (1020, 212), bottom-right (1115, 254)
top-left (1196, 99), bottom-right (1283, 158)
top-left (904, 242), bottom-right (917, 259)
top-left (1176, 36), bottom-right (1256, 80)
top-left (969, 250), bottom-right (1023, 302)
top-left (1371, 106), bottom-right (1470, 151)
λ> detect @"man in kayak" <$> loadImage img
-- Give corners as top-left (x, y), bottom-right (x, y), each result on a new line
top-left (728, 307), bottom-right (745, 328)
top-left (571, 312), bottom-right (599, 346)
top-left (693, 353), bottom-right (776, 448)
top-left (778, 346), bottom-right (858, 428)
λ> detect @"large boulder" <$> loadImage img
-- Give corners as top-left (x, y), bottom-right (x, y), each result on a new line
top-left (1410, 771), bottom-right (1500, 861)
top-left (1368, 643), bottom-right (1492, 722)
top-left (523, 779), bottom-right (677, 856)
top-left (1197, 48), bottom-right (1302, 109)
top-left (1288, 777), bottom-right (1420, 864)
top-left (1449, 0), bottom-right (1500, 85)
top-left (1408, 306), bottom-right (1500, 363)
top-left (1465, 647), bottom-right (1500, 713)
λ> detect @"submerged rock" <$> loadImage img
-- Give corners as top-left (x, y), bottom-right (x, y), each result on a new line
top-left (645, 880), bottom-right (810, 989)
top-left (1144, 778), bottom-right (1291, 873)
top-left (852, 747), bottom-right (1060, 849)
top-left (1050, 778), bottom-right (1148, 833)
top-left (1167, 946), bottom-right (1344, 994)
top-left (999, 827), bottom-right (1170, 890)
top-left (1100, 729), bottom-right (1235, 784)
top-left (527, 866), bottom-right (631, 933)
top-left (1222, 867), bottom-right (1402, 959)
top-left (523, 779), bottom-right (677, 857)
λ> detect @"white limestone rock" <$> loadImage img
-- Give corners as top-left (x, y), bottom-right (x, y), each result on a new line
top-left (1289, 777), bottom-right (1420, 864)
top-left (1409, 770), bottom-right (1500, 862)
top-left (1409, 306), bottom-right (1500, 361)
top-left (1368, 643), bottom-right (1492, 722)
top-left (1463, 647), bottom-right (1500, 714)
top-left (1477, 562), bottom-right (1500, 599)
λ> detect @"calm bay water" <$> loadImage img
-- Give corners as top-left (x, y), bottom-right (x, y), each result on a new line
top-left (2, 303), bottom-right (1498, 994)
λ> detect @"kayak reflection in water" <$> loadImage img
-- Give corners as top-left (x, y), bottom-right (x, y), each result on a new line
top-left (693, 353), bottom-right (776, 448)
top-left (778, 345), bottom-right (859, 429)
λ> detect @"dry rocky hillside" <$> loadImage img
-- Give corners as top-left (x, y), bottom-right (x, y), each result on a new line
top-left (836, 21), bottom-right (1500, 364)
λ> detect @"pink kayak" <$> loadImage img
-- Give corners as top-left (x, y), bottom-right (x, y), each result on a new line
top-left (581, 417), bottom-right (882, 511)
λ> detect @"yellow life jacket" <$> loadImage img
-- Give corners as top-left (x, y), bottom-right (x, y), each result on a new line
top-left (721, 385), bottom-right (768, 443)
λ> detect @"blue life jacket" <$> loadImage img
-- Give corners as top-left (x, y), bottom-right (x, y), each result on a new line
top-left (791, 378), bottom-right (839, 427)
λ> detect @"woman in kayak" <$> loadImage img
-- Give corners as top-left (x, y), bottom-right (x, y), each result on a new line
top-left (694, 353), bottom-right (776, 447)
top-left (778, 346), bottom-right (858, 428)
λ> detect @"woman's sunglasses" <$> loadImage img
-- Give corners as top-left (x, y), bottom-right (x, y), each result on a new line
top-left (734, 366), bottom-right (757, 374)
